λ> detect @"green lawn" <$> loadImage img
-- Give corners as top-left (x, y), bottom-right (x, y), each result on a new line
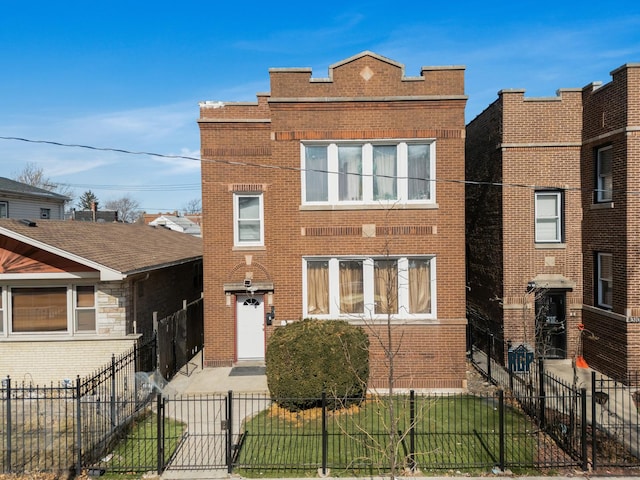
top-left (91, 411), bottom-right (186, 474)
top-left (235, 394), bottom-right (539, 477)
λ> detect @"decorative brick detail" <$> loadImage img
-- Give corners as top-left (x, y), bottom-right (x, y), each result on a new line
top-left (228, 183), bottom-right (267, 193)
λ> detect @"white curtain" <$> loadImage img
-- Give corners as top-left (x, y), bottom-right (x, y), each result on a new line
top-left (339, 146), bottom-right (362, 201)
top-left (305, 146), bottom-right (328, 202)
top-left (408, 144), bottom-right (430, 200)
top-left (373, 146), bottom-right (397, 200)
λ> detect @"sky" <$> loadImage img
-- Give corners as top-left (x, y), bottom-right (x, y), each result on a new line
top-left (1, 1), bottom-right (639, 214)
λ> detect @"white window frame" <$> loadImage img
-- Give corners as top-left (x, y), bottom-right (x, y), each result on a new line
top-left (1, 284), bottom-right (98, 336)
top-left (301, 140), bottom-right (435, 206)
top-left (597, 253), bottom-right (613, 309)
top-left (535, 191), bottom-right (562, 243)
top-left (233, 193), bottom-right (264, 247)
top-left (302, 256), bottom-right (436, 321)
top-left (596, 146), bottom-right (613, 203)
top-left (74, 285), bottom-right (96, 332)
top-left (0, 201), bottom-right (7, 218)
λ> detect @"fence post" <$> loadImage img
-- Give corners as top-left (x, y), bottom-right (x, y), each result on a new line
top-left (487, 332), bottom-right (493, 382)
top-left (538, 358), bottom-right (546, 429)
top-left (227, 390), bottom-right (233, 474)
top-left (580, 388), bottom-right (588, 471)
top-left (110, 354), bottom-right (116, 428)
top-left (157, 393), bottom-right (164, 475)
top-left (591, 371), bottom-right (597, 471)
top-left (321, 391), bottom-right (328, 476)
top-left (76, 376), bottom-right (82, 476)
top-left (409, 390), bottom-right (416, 471)
top-left (498, 389), bottom-right (505, 470)
top-left (6, 376), bottom-right (11, 474)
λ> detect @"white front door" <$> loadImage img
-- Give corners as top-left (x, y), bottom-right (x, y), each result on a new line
top-left (236, 295), bottom-right (265, 360)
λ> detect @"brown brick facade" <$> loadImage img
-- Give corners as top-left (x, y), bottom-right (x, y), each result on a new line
top-left (199, 52), bottom-right (468, 390)
top-left (467, 88), bottom-right (584, 363)
top-left (468, 63), bottom-right (640, 380)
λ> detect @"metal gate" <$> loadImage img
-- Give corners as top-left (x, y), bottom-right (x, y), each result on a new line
top-left (162, 394), bottom-right (228, 472)
top-left (161, 392), bottom-right (272, 474)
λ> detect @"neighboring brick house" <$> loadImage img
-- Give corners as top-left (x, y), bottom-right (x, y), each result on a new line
top-left (0, 218), bottom-right (202, 384)
top-left (0, 177), bottom-right (69, 220)
top-left (466, 88), bottom-right (584, 363)
top-left (466, 63), bottom-right (640, 380)
top-left (581, 64), bottom-right (640, 379)
top-left (199, 51), bottom-right (468, 390)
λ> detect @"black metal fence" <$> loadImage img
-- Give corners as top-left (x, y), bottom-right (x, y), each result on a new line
top-left (469, 332), bottom-right (640, 471)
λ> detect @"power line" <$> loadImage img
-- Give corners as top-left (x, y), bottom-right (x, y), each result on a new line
top-left (2, 135), bottom-right (636, 196)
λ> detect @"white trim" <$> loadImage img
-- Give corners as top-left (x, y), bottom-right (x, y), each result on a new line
top-left (596, 145), bottom-right (613, 203)
top-left (0, 227), bottom-right (124, 280)
top-left (301, 140), bottom-right (436, 207)
top-left (233, 193), bottom-right (264, 247)
top-left (303, 255), bottom-right (436, 321)
top-left (534, 191), bottom-right (562, 243)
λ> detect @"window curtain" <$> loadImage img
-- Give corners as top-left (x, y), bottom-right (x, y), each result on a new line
top-left (339, 146), bottom-right (362, 201)
top-left (374, 260), bottom-right (398, 314)
top-left (373, 146), bottom-right (397, 200)
top-left (305, 146), bottom-right (328, 202)
top-left (408, 144), bottom-right (430, 200)
top-left (408, 259), bottom-right (431, 314)
top-left (12, 287), bottom-right (67, 332)
top-left (307, 261), bottom-right (329, 314)
top-left (339, 260), bottom-right (364, 314)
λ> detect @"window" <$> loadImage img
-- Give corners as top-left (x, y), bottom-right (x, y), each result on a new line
top-left (12, 287), bottom-right (67, 332)
top-left (75, 286), bottom-right (96, 331)
top-left (304, 256), bottom-right (434, 319)
top-left (302, 141), bottom-right (435, 205)
top-left (596, 146), bottom-right (613, 202)
top-left (40, 208), bottom-right (51, 219)
top-left (0, 290), bottom-right (3, 334)
top-left (234, 194), bottom-right (263, 247)
top-left (535, 191), bottom-right (562, 243)
top-left (6, 285), bottom-right (97, 335)
top-left (0, 202), bottom-right (7, 218)
top-left (597, 253), bottom-right (613, 309)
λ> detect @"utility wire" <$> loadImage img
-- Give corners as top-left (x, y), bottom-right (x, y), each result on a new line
top-left (1, 135), bottom-right (632, 195)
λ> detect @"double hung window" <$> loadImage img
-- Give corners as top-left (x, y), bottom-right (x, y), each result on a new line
top-left (234, 194), bottom-right (264, 247)
top-left (302, 141), bottom-right (434, 205)
top-left (535, 191), bottom-right (562, 243)
top-left (0, 202), bottom-right (7, 218)
top-left (596, 253), bottom-right (613, 309)
top-left (596, 146), bottom-right (613, 202)
top-left (304, 256), bottom-right (434, 319)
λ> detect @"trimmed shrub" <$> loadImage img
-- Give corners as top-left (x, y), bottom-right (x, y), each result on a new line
top-left (265, 319), bottom-right (369, 411)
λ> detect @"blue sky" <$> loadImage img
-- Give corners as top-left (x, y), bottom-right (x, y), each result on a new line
top-left (1, 1), bottom-right (639, 213)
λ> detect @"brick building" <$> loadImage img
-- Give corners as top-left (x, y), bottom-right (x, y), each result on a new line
top-left (199, 52), bottom-right (468, 390)
top-left (581, 64), bottom-right (640, 378)
top-left (466, 63), bottom-right (640, 379)
top-left (466, 88), bottom-right (584, 363)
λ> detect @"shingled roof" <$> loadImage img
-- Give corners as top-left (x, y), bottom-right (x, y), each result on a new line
top-left (0, 218), bottom-right (202, 279)
top-left (0, 177), bottom-right (70, 201)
